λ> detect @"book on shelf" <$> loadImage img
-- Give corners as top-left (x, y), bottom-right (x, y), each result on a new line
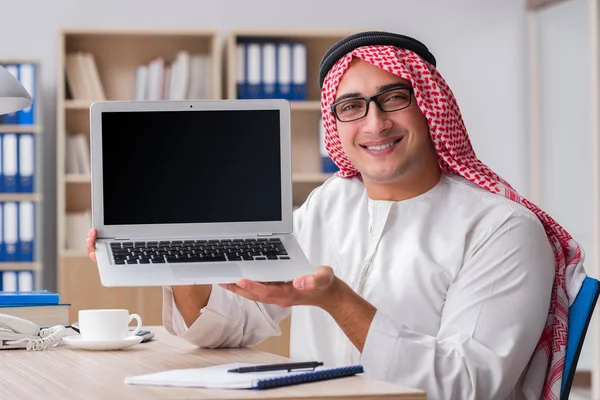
top-left (65, 210), bottom-right (92, 252)
top-left (0, 201), bottom-right (36, 263)
top-left (0, 270), bottom-right (35, 292)
top-left (65, 133), bottom-right (90, 175)
top-left (0, 132), bottom-right (36, 193)
top-left (0, 62), bottom-right (36, 125)
top-left (134, 51), bottom-right (213, 101)
top-left (18, 133), bottom-right (35, 193)
top-left (236, 39), bottom-right (306, 100)
top-left (65, 52), bottom-right (106, 101)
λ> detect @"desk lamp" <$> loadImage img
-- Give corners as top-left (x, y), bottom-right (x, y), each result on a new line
top-left (0, 65), bottom-right (32, 115)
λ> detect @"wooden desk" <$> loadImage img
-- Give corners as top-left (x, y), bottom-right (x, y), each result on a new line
top-left (0, 326), bottom-right (426, 400)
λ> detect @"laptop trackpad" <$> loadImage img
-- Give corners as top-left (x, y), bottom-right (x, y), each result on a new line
top-left (171, 263), bottom-right (243, 280)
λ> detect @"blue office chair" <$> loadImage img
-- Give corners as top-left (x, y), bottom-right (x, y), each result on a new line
top-left (560, 276), bottom-right (600, 400)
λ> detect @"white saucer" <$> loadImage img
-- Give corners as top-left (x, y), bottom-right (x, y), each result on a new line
top-left (62, 334), bottom-right (143, 351)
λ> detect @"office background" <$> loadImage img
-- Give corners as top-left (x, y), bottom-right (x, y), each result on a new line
top-left (0, 0), bottom-right (594, 372)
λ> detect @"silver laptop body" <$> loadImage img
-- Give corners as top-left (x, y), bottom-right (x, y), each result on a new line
top-left (89, 99), bottom-right (314, 287)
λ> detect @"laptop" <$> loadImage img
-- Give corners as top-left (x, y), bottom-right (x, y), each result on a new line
top-left (89, 99), bottom-right (314, 287)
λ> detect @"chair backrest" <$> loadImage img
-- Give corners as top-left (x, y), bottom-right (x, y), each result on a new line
top-left (561, 276), bottom-right (600, 400)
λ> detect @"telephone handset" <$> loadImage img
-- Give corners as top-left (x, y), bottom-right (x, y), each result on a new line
top-left (0, 313), bottom-right (68, 350)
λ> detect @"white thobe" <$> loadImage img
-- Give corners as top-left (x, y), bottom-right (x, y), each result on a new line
top-left (162, 172), bottom-right (555, 400)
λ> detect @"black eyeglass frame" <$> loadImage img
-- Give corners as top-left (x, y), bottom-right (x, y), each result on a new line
top-left (330, 85), bottom-right (414, 123)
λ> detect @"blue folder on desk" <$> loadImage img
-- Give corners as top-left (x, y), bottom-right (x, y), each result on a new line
top-left (125, 362), bottom-right (364, 390)
top-left (0, 290), bottom-right (60, 306)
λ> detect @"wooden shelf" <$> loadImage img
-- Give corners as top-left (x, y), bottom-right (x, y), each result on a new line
top-left (61, 250), bottom-right (89, 258)
top-left (0, 125), bottom-right (42, 134)
top-left (54, 28), bottom-right (346, 359)
top-left (0, 59), bottom-right (44, 291)
top-left (65, 174), bottom-right (91, 183)
top-left (226, 30), bottom-right (351, 101)
top-left (60, 26), bottom-right (219, 36)
top-left (57, 28), bottom-right (223, 342)
top-left (0, 58), bottom-right (42, 65)
top-left (65, 100), bottom-right (93, 110)
top-left (225, 30), bottom-right (349, 213)
top-left (290, 101), bottom-right (321, 111)
top-left (0, 193), bottom-right (42, 202)
top-left (229, 28), bottom-right (355, 39)
top-left (0, 262), bottom-right (41, 271)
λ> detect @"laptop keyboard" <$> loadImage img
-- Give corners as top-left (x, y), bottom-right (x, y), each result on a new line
top-left (109, 238), bottom-right (290, 265)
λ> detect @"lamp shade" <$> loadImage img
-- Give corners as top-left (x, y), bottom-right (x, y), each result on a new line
top-left (0, 65), bottom-right (32, 115)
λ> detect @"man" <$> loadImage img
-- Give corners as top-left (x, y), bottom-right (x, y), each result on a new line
top-left (88, 31), bottom-right (587, 399)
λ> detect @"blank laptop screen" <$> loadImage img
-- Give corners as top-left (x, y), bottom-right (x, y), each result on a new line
top-left (101, 109), bottom-right (282, 225)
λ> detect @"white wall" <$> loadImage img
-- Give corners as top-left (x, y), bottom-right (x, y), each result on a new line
top-left (0, 0), bottom-right (530, 289)
top-left (539, 0), bottom-right (591, 263)
top-left (537, 0), bottom-right (595, 371)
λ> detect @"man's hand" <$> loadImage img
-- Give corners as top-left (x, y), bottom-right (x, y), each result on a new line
top-left (87, 227), bottom-right (98, 262)
top-left (219, 266), bottom-right (377, 352)
top-left (218, 266), bottom-right (337, 309)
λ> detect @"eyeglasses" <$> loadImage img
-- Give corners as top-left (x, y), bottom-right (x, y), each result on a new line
top-left (330, 86), bottom-right (414, 122)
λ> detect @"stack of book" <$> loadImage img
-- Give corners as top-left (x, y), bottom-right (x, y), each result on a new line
top-left (0, 201), bottom-right (36, 263)
top-left (0, 290), bottom-right (70, 328)
top-left (0, 62), bottom-right (36, 124)
top-left (236, 39), bottom-right (307, 100)
top-left (65, 132), bottom-right (90, 175)
top-left (133, 51), bottom-right (213, 101)
top-left (65, 52), bottom-right (106, 101)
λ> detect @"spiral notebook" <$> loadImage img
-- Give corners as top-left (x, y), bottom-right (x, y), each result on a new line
top-left (124, 362), bottom-right (364, 390)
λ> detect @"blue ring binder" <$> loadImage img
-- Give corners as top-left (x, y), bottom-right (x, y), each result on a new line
top-left (251, 365), bottom-right (364, 390)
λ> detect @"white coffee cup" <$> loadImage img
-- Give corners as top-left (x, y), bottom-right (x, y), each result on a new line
top-left (78, 309), bottom-right (142, 341)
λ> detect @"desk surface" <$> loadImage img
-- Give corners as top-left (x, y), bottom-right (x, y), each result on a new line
top-left (0, 326), bottom-right (425, 400)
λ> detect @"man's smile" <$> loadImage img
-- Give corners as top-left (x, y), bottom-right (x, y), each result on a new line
top-left (360, 137), bottom-right (404, 153)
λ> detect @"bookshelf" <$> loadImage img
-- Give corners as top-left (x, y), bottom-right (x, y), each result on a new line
top-left (226, 29), bottom-right (350, 206)
top-left (0, 125), bottom-right (43, 134)
top-left (225, 30), bottom-right (352, 357)
top-left (0, 59), bottom-right (43, 291)
top-left (56, 28), bottom-right (221, 325)
top-left (55, 27), bottom-right (350, 357)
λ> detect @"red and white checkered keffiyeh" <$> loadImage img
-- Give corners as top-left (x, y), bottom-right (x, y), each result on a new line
top-left (320, 45), bottom-right (587, 399)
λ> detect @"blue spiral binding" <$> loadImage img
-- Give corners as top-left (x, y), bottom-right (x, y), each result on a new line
top-left (252, 365), bottom-right (364, 390)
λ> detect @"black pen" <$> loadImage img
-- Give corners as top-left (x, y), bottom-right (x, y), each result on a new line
top-left (228, 361), bottom-right (324, 373)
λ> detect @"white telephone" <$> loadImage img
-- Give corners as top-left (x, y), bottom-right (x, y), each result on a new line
top-left (0, 313), bottom-right (69, 350)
